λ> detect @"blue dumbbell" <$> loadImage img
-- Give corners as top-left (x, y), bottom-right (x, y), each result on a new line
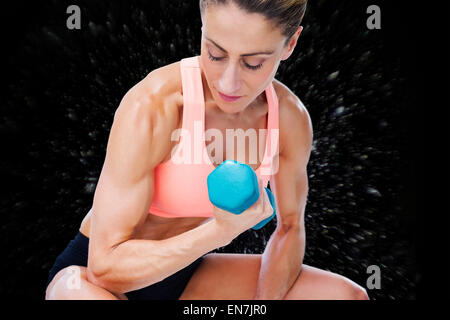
top-left (207, 160), bottom-right (276, 230)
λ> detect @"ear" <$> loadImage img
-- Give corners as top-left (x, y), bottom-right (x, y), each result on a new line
top-left (281, 26), bottom-right (303, 61)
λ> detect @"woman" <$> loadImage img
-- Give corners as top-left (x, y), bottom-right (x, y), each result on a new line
top-left (45, 0), bottom-right (369, 300)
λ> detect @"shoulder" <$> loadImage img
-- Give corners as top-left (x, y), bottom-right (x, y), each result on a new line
top-left (112, 60), bottom-right (184, 166)
top-left (117, 60), bottom-right (183, 119)
top-left (272, 79), bottom-right (313, 164)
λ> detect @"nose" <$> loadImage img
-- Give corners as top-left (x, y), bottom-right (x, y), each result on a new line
top-left (218, 61), bottom-right (242, 95)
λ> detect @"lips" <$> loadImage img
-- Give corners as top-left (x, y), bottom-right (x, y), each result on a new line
top-left (218, 91), bottom-right (242, 102)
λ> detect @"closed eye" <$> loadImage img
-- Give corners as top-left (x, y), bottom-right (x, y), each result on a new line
top-left (207, 52), bottom-right (263, 71)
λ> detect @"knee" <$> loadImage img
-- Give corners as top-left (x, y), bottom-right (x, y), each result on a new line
top-left (340, 278), bottom-right (369, 300)
top-left (349, 284), bottom-right (369, 300)
top-left (357, 287), bottom-right (370, 300)
top-left (45, 266), bottom-right (87, 300)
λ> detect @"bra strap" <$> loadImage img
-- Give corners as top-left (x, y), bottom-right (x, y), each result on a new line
top-left (260, 82), bottom-right (280, 177)
top-left (179, 56), bottom-right (207, 164)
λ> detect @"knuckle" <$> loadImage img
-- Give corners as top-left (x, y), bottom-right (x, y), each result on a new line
top-left (264, 206), bottom-right (273, 218)
top-left (254, 202), bottom-right (263, 213)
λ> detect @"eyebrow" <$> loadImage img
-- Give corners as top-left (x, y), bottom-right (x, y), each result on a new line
top-left (205, 36), bottom-right (275, 57)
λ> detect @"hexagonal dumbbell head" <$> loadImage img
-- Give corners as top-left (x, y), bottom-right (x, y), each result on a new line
top-left (207, 160), bottom-right (260, 215)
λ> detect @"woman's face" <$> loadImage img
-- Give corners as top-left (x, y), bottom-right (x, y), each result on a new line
top-left (199, 2), bottom-right (300, 115)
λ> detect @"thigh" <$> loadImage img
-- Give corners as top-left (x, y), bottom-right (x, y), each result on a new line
top-left (179, 253), bottom-right (368, 300)
top-left (179, 253), bottom-right (261, 300)
top-left (283, 264), bottom-right (369, 300)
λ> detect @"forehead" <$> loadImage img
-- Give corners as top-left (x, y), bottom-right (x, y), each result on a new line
top-left (202, 3), bottom-right (284, 45)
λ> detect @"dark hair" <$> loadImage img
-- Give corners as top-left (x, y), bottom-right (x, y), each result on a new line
top-left (199, 0), bottom-right (307, 46)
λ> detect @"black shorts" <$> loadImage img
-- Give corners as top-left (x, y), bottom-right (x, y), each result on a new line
top-left (46, 231), bottom-right (205, 300)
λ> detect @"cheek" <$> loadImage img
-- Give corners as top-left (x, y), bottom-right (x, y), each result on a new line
top-left (201, 57), bottom-right (220, 82)
top-left (254, 65), bottom-right (276, 90)
top-left (261, 61), bottom-right (276, 78)
top-left (251, 67), bottom-right (274, 88)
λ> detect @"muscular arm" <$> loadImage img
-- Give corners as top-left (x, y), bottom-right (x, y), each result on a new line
top-left (254, 95), bottom-right (313, 299)
top-left (87, 73), bottom-right (230, 295)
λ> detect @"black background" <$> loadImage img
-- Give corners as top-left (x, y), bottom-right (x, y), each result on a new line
top-left (0, 0), bottom-right (447, 302)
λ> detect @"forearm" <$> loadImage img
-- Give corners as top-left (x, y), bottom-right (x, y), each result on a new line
top-left (254, 225), bottom-right (305, 299)
top-left (90, 218), bottom-right (228, 293)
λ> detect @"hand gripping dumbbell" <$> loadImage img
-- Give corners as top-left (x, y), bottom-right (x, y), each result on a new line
top-left (207, 160), bottom-right (276, 230)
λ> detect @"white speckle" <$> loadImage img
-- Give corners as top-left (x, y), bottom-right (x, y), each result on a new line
top-left (333, 106), bottom-right (345, 116)
top-left (327, 71), bottom-right (339, 81)
top-left (366, 187), bottom-right (382, 197)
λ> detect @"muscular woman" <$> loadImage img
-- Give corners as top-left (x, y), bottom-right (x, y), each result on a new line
top-left (45, 0), bottom-right (369, 300)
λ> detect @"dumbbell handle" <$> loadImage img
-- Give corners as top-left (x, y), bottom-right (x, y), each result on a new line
top-left (251, 187), bottom-right (276, 230)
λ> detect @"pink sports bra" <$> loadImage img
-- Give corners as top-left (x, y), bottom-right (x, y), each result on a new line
top-left (148, 56), bottom-right (279, 218)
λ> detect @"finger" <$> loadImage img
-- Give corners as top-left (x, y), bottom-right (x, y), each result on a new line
top-left (249, 178), bottom-right (264, 212)
top-left (259, 178), bottom-right (266, 210)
